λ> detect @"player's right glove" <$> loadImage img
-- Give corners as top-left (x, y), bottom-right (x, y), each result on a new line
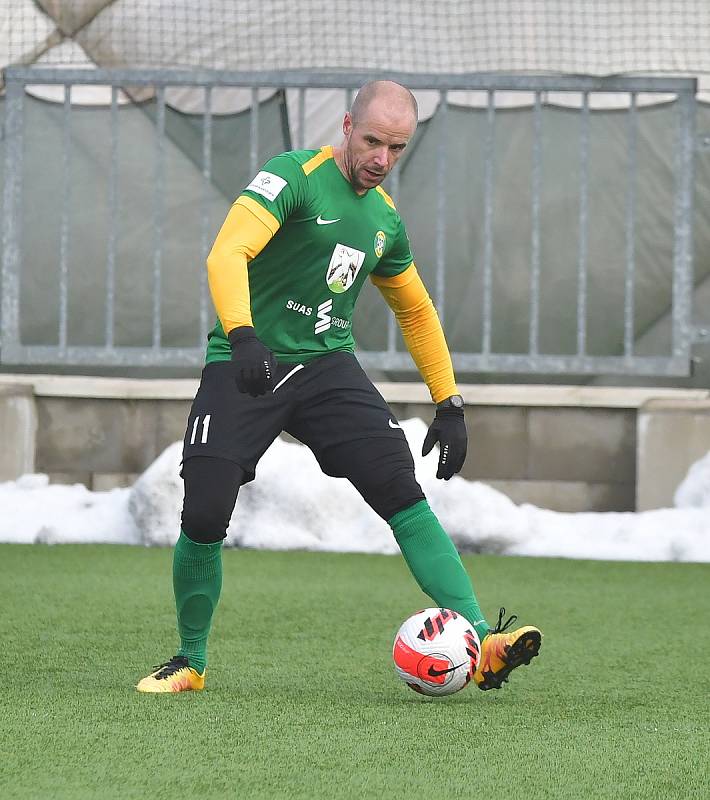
top-left (228, 325), bottom-right (276, 396)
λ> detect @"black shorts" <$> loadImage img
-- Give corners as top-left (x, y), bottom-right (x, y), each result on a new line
top-left (188, 347), bottom-right (420, 467)
top-left (182, 352), bottom-right (425, 521)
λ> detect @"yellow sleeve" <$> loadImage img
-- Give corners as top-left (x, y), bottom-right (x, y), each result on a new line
top-left (206, 196), bottom-right (280, 335)
top-left (370, 263), bottom-right (459, 403)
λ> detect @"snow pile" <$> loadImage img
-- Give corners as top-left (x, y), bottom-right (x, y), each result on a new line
top-left (0, 473), bottom-right (137, 545)
top-left (674, 451), bottom-right (710, 509)
top-left (1, 420), bottom-right (709, 562)
top-left (127, 420), bottom-right (529, 554)
top-left (128, 443), bottom-right (184, 547)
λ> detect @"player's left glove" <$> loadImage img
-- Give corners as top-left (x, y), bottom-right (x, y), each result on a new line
top-left (422, 394), bottom-right (467, 480)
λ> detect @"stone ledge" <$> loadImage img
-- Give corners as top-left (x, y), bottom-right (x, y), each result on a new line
top-left (640, 398), bottom-right (710, 413)
top-left (1, 373), bottom-right (707, 408)
top-left (0, 374), bottom-right (200, 400)
top-left (379, 383), bottom-right (710, 407)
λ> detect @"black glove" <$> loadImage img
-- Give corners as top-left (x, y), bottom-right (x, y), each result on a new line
top-left (422, 399), bottom-right (468, 480)
top-left (228, 326), bottom-right (276, 397)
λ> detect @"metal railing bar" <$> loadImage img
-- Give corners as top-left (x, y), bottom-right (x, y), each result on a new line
top-left (58, 84), bottom-right (71, 352)
top-left (529, 91), bottom-right (542, 355)
top-left (199, 85), bottom-right (213, 346)
top-left (105, 85), bottom-right (119, 349)
top-left (152, 85), bottom-right (166, 348)
top-left (249, 86), bottom-right (259, 177)
top-left (358, 351), bottom-right (691, 376)
top-left (671, 90), bottom-right (696, 360)
top-left (576, 91), bottom-right (590, 356)
top-left (297, 88), bottom-right (306, 150)
top-left (624, 93), bottom-right (638, 357)
top-left (7, 345), bottom-right (690, 377)
top-left (7, 67), bottom-right (697, 94)
top-left (435, 90), bottom-right (447, 321)
top-left (482, 89), bottom-right (495, 356)
top-left (386, 165), bottom-right (401, 354)
top-left (1, 80), bottom-right (24, 354)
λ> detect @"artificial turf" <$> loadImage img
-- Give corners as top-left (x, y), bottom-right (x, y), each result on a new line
top-left (1, 544), bottom-right (708, 800)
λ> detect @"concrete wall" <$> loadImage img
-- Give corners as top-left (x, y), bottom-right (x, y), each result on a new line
top-left (1, 375), bottom-right (708, 512)
top-left (637, 399), bottom-right (710, 510)
top-left (397, 402), bottom-right (637, 512)
top-left (0, 383), bottom-right (36, 481)
top-left (35, 396), bottom-right (190, 488)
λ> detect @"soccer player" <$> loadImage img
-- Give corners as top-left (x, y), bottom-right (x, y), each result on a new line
top-left (137, 81), bottom-right (541, 694)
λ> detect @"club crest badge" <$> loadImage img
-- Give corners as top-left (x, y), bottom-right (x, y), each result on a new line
top-left (374, 230), bottom-right (386, 258)
top-left (326, 243), bottom-right (366, 293)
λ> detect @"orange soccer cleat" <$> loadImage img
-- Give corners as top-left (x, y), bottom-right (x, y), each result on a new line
top-left (136, 655), bottom-right (205, 693)
top-left (474, 608), bottom-right (542, 691)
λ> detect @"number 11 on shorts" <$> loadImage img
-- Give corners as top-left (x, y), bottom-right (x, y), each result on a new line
top-left (190, 414), bottom-right (211, 445)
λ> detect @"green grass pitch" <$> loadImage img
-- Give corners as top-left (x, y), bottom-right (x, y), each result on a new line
top-left (2, 544), bottom-right (709, 799)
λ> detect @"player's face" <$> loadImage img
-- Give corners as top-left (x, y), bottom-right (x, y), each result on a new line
top-left (341, 105), bottom-right (416, 194)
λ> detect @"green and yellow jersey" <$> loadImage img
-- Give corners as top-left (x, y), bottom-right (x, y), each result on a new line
top-left (206, 146), bottom-right (412, 365)
top-left (205, 145), bottom-right (459, 402)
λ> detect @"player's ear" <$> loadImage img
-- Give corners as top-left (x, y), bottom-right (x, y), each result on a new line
top-left (343, 112), bottom-right (353, 137)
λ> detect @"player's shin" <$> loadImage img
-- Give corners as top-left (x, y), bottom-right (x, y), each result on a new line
top-left (172, 529), bottom-right (223, 674)
top-left (389, 500), bottom-right (490, 644)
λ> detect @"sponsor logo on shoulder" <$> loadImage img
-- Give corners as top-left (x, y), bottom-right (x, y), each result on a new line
top-left (316, 214), bottom-right (341, 225)
top-left (374, 230), bottom-right (386, 258)
top-left (325, 244), bottom-right (366, 294)
top-left (246, 171), bottom-right (287, 202)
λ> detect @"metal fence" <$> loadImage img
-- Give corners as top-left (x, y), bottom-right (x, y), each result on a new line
top-left (1, 68), bottom-right (699, 375)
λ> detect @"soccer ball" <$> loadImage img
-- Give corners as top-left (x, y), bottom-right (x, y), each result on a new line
top-left (392, 608), bottom-right (481, 697)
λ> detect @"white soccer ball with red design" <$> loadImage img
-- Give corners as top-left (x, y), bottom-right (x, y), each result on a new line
top-left (392, 608), bottom-right (481, 696)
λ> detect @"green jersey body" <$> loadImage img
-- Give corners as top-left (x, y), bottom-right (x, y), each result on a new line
top-left (206, 147), bottom-right (413, 364)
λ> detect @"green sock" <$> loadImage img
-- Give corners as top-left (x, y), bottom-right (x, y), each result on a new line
top-left (390, 500), bottom-right (490, 643)
top-left (173, 529), bottom-right (223, 673)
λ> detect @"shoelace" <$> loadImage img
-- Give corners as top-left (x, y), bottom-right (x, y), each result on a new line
top-left (490, 607), bottom-right (518, 634)
top-left (152, 656), bottom-right (189, 679)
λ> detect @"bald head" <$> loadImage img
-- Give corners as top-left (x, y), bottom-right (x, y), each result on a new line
top-left (333, 80), bottom-right (417, 195)
top-left (350, 80), bottom-right (418, 128)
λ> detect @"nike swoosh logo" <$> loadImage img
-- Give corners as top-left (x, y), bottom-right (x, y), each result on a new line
top-left (316, 215), bottom-right (341, 225)
top-left (427, 662), bottom-right (465, 678)
top-left (388, 419), bottom-right (401, 429)
top-left (272, 363), bottom-right (304, 393)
